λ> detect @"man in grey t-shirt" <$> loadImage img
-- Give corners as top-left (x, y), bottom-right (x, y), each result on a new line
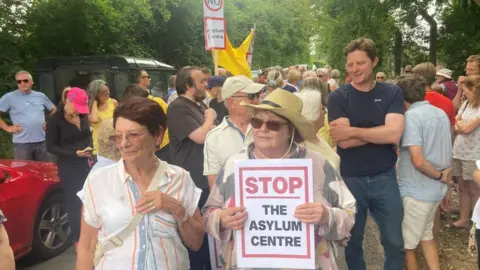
top-left (0, 71), bottom-right (56, 161)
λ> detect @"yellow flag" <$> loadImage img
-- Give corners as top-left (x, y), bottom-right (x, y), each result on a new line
top-left (214, 30), bottom-right (254, 78)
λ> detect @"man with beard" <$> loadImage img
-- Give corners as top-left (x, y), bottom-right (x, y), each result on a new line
top-left (328, 38), bottom-right (405, 270)
top-left (167, 66), bottom-right (216, 270)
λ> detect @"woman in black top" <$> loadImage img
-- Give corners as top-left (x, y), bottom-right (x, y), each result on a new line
top-left (46, 87), bottom-right (93, 244)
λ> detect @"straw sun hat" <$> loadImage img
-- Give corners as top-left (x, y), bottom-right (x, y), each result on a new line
top-left (241, 89), bottom-right (317, 141)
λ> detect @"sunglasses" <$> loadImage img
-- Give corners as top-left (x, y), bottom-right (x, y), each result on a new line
top-left (16, 79), bottom-right (29, 84)
top-left (231, 92), bottom-right (261, 100)
top-left (250, 117), bottom-right (288, 131)
top-left (109, 132), bottom-right (146, 145)
top-left (142, 76), bottom-right (151, 79)
top-left (376, 77), bottom-right (384, 79)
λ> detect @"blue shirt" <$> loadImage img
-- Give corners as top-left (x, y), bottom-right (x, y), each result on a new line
top-left (91, 155), bottom-right (116, 171)
top-left (397, 101), bottom-right (452, 202)
top-left (0, 90), bottom-right (54, 143)
top-left (328, 82), bottom-right (404, 177)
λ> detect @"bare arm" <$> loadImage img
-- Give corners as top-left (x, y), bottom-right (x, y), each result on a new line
top-left (473, 169), bottom-right (480, 187)
top-left (0, 225), bottom-right (14, 270)
top-left (409, 145), bottom-right (445, 179)
top-left (457, 118), bottom-right (480, 134)
top-left (167, 200), bottom-right (205, 250)
top-left (0, 113), bottom-right (10, 131)
top-left (75, 209), bottom-right (98, 270)
top-left (188, 117), bottom-right (215, 144)
top-left (452, 85), bottom-right (463, 112)
top-left (351, 113), bottom-right (404, 145)
top-left (330, 118), bottom-right (367, 149)
top-left (88, 100), bottom-right (99, 124)
top-left (48, 104), bottom-right (57, 116)
top-left (208, 175), bottom-right (216, 191)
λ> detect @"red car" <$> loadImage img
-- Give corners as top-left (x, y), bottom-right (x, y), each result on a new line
top-left (0, 160), bottom-right (71, 259)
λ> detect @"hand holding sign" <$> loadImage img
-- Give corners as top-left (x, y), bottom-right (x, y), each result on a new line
top-left (294, 202), bottom-right (327, 225)
top-left (220, 206), bottom-right (248, 230)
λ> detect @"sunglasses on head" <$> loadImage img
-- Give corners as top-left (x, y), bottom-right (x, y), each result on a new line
top-left (16, 79), bottom-right (29, 84)
top-left (250, 117), bottom-right (288, 131)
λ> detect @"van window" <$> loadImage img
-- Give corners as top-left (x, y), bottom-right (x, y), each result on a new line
top-left (114, 72), bottom-right (130, 99)
top-left (149, 71), bottom-right (168, 98)
top-left (38, 73), bottom-right (55, 101)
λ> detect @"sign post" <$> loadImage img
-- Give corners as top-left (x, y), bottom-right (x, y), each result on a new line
top-left (234, 159), bottom-right (315, 269)
top-left (203, 0), bottom-right (226, 50)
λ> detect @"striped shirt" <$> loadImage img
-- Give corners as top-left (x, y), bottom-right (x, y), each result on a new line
top-left (78, 159), bottom-right (201, 270)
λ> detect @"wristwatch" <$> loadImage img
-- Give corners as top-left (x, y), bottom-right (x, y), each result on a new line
top-left (434, 171), bottom-right (443, 181)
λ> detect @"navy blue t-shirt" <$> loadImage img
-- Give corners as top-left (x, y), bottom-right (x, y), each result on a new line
top-left (328, 82), bottom-right (404, 177)
top-left (282, 83), bottom-right (298, 93)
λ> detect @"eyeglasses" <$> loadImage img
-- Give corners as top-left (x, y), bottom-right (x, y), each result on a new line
top-left (142, 76), bottom-right (151, 79)
top-left (404, 71), bottom-right (412, 74)
top-left (16, 79), bottom-right (29, 84)
top-left (250, 117), bottom-right (288, 131)
top-left (376, 77), bottom-right (384, 79)
top-left (231, 92), bottom-right (261, 100)
top-left (109, 132), bottom-right (146, 145)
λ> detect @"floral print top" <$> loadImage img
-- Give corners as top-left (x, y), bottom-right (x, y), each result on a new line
top-left (202, 143), bottom-right (357, 270)
top-left (0, 209), bottom-right (6, 224)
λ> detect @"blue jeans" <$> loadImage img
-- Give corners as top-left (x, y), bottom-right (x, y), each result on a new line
top-left (13, 141), bottom-right (51, 162)
top-left (343, 168), bottom-right (405, 270)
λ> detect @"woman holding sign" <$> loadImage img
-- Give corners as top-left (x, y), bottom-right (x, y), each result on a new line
top-left (202, 89), bottom-right (356, 269)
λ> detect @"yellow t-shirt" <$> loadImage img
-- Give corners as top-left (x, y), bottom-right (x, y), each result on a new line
top-left (91, 98), bottom-right (116, 155)
top-left (305, 136), bottom-right (340, 171)
top-left (148, 95), bottom-right (170, 150)
top-left (317, 112), bottom-right (335, 148)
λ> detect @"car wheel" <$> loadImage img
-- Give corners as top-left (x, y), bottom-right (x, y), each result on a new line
top-left (31, 192), bottom-right (72, 259)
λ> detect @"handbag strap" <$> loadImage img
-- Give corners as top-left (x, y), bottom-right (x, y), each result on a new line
top-left (101, 160), bottom-right (168, 253)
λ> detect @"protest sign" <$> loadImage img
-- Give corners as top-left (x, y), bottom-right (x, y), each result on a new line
top-left (234, 159), bottom-right (315, 269)
top-left (203, 0), bottom-right (225, 50)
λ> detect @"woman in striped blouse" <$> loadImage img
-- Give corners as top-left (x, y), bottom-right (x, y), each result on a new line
top-left (76, 98), bottom-right (205, 270)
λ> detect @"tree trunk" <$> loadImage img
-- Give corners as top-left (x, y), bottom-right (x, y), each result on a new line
top-left (419, 9), bottom-right (437, 65)
top-left (394, 29), bottom-right (402, 76)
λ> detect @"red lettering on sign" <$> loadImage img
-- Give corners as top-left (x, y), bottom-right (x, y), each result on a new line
top-left (245, 176), bottom-right (303, 194)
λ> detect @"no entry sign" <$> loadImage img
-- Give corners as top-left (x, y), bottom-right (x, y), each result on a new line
top-left (234, 159), bottom-right (315, 269)
top-left (203, 0), bottom-right (225, 50)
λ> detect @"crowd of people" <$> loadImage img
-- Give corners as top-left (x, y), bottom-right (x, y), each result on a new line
top-left (0, 37), bottom-right (479, 270)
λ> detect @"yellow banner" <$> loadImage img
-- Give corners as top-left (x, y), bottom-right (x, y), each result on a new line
top-left (214, 30), bottom-right (254, 78)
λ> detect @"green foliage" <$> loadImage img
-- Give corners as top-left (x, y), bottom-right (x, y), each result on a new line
top-left (438, 0), bottom-right (480, 77)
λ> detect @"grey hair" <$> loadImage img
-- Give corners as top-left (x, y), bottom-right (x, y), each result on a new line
top-left (86, 79), bottom-right (107, 109)
top-left (331, 69), bottom-right (341, 79)
top-left (295, 89), bottom-right (322, 122)
top-left (97, 118), bottom-right (121, 161)
top-left (317, 68), bottom-right (329, 76)
top-left (15, 70), bottom-right (33, 81)
top-left (267, 70), bottom-right (283, 88)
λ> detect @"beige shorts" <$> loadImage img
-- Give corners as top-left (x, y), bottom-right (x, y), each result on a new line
top-left (453, 159), bottom-right (477, 180)
top-left (402, 196), bottom-right (440, 249)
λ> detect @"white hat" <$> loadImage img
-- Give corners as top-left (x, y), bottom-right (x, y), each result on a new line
top-left (436, 69), bottom-right (452, 79)
top-left (221, 75), bottom-right (265, 101)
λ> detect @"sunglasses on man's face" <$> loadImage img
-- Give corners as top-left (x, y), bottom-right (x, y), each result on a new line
top-left (250, 117), bottom-right (288, 131)
top-left (16, 79), bottom-right (29, 84)
top-left (231, 92), bottom-right (261, 100)
top-left (376, 76), bottom-right (384, 79)
top-left (142, 75), bottom-right (151, 79)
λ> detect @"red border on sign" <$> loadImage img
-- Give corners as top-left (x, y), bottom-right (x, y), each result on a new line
top-left (204, 17), bottom-right (226, 50)
top-left (204, 0), bottom-right (223, 12)
top-left (238, 166), bottom-right (312, 259)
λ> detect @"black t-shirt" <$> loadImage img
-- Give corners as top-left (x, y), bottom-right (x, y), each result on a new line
top-left (209, 98), bottom-right (229, 123)
top-left (46, 105), bottom-right (92, 160)
top-left (167, 96), bottom-right (208, 189)
top-left (327, 82), bottom-right (404, 177)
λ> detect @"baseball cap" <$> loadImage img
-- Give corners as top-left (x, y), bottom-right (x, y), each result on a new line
top-left (67, 87), bottom-right (89, 114)
top-left (436, 69), bottom-right (453, 79)
top-left (221, 75), bottom-right (265, 101)
top-left (207, 76), bottom-right (226, 89)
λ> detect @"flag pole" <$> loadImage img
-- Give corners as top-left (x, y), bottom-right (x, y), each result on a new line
top-left (212, 50), bottom-right (219, 75)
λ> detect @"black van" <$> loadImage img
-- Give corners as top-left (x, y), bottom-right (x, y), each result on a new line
top-left (36, 55), bottom-right (176, 103)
